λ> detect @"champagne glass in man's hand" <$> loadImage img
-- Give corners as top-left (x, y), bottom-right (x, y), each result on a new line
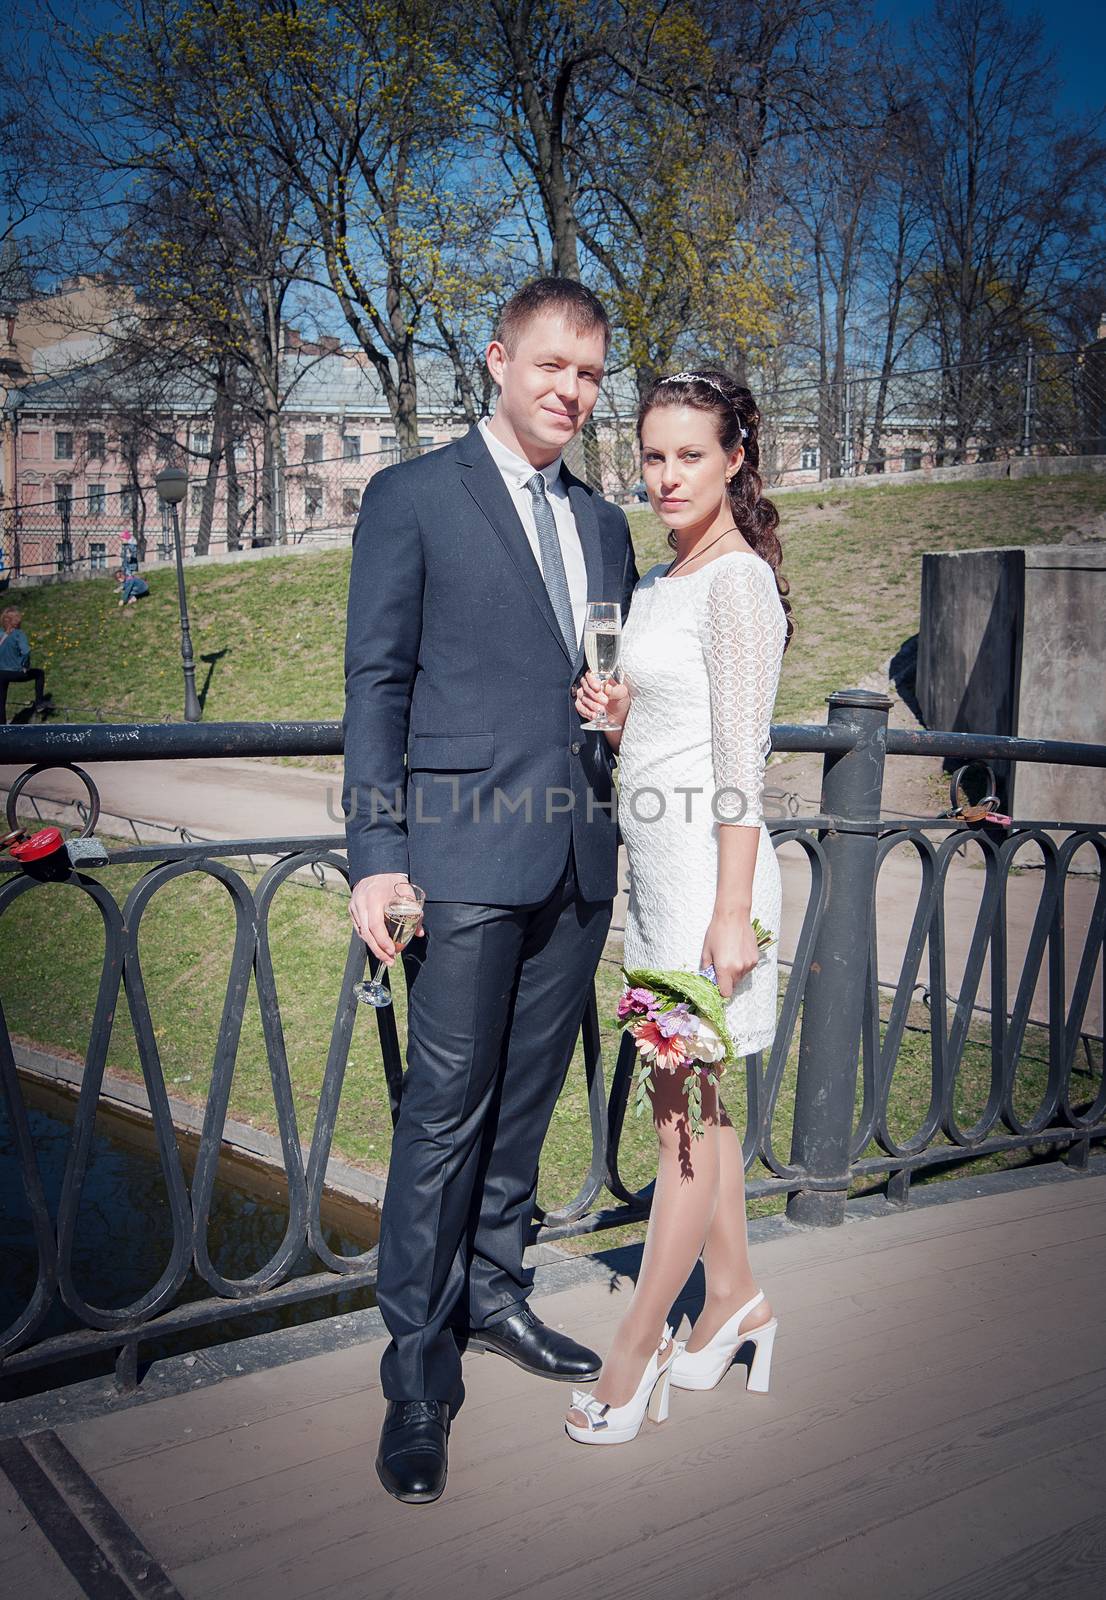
top-left (579, 601), bottom-right (622, 731)
top-left (354, 881), bottom-right (426, 1009)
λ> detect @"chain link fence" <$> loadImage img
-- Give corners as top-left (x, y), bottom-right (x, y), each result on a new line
top-left (0, 445), bottom-right (434, 582)
top-left (3, 345), bottom-right (1105, 582)
top-left (756, 343), bottom-right (1106, 484)
top-left (574, 344), bottom-right (1106, 493)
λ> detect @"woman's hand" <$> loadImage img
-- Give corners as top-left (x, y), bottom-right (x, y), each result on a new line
top-left (574, 670), bottom-right (630, 735)
top-left (700, 911), bottom-right (760, 999)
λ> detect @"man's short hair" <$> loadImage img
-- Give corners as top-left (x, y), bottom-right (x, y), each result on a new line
top-left (495, 276), bottom-right (611, 355)
top-left (1, 606), bottom-right (21, 628)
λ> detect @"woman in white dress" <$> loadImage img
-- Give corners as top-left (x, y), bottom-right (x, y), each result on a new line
top-left (566, 370), bottom-right (792, 1446)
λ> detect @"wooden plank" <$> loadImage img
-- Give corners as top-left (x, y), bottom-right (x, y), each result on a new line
top-left (48, 1174), bottom-right (1106, 1600)
top-left (63, 1341), bottom-right (384, 1475)
top-left (368, 1371), bottom-right (1106, 1600)
top-left (0, 1468), bottom-right (87, 1599)
top-left (160, 1293), bottom-right (1106, 1598)
top-left (66, 1174), bottom-right (1106, 1477)
top-left (79, 1238), bottom-right (1102, 1539)
top-left (730, 1436), bottom-right (1106, 1600)
top-left (916, 1511), bottom-right (1106, 1600)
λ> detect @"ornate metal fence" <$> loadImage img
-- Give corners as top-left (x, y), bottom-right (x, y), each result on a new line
top-left (1, 696), bottom-right (1103, 1385)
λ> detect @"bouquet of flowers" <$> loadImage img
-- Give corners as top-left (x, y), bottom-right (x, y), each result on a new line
top-left (616, 919), bottom-right (775, 1140)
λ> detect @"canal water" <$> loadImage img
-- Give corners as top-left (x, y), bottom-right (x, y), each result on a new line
top-left (1, 1076), bottom-right (380, 1401)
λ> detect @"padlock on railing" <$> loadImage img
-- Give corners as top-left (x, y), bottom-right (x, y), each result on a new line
top-left (8, 827), bottom-right (73, 881)
top-left (7, 825), bottom-right (111, 879)
top-left (4, 763), bottom-right (111, 878)
top-left (938, 762), bottom-right (1012, 829)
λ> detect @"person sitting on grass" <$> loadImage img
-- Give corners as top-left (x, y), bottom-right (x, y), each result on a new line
top-left (115, 568), bottom-right (150, 607)
top-left (0, 606), bottom-right (50, 724)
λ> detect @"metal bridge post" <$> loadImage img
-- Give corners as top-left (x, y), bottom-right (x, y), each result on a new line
top-left (787, 688), bottom-right (892, 1226)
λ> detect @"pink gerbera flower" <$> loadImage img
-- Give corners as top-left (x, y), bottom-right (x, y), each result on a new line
top-left (632, 1018), bottom-right (690, 1070)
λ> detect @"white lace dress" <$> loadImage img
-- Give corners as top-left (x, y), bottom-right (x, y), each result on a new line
top-left (617, 552), bottom-right (787, 1055)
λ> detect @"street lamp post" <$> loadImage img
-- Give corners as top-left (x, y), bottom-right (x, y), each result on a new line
top-left (59, 496), bottom-right (73, 572)
top-left (155, 466), bottom-right (202, 722)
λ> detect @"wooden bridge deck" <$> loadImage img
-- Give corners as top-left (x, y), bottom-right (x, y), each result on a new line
top-left (4, 1167), bottom-right (1105, 1600)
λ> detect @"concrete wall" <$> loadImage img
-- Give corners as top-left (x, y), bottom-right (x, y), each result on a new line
top-left (917, 543), bottom-right (1106, 820)
top-left (772, 452), bottom-right (1106, 496)
top-left (1016, 546), bottom-right (1106, 821)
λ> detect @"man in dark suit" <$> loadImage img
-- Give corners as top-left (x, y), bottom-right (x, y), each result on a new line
top-left (344, 278), bottom-right (638, 1503)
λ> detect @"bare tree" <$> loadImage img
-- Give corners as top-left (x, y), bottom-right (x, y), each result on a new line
top-left (907, 0), bottom-right (1106, 458)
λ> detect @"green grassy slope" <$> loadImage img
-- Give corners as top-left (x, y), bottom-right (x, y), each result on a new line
top-left (6, 472), bottom-right (1103, 729)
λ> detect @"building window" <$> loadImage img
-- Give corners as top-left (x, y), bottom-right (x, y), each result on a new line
top-left (903, 448), bottom-right (922, 471)
top-left (88, 483), bottom-right (106, 515)
top-left (56, 482), bottom-right (74, 516)
top-left (376, 433), bottom-right (433, 454)
top-left (120, 485), bottom-right (138, 518)
top-left (192, 431), bottom-right (211, 458)
top-left (305, 482), bottom-right (323, 518)
top-left (190, 484), bottom-right (205, 514)
top-left (304, 433), bottom-right (323, 463)
top-left (90, 541), bottom-right (107, 570)
top-left (343, 434), bottom-right (361, 460)
top-left (56, 541), bottom-right (68, 572)
top-left (233, 437), bottom-right (247, 461)
top-left (800, 446), bottom-right (819, 471)
top-left (88, 430), bottom-right (106, 460)
top-left (342, 486), bottom-right (361, 517)
top-left (55, 431), bottom-right (74, 460)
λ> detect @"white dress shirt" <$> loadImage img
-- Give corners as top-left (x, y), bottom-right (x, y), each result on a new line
top-left (479, 417), bottom-right (588, 647)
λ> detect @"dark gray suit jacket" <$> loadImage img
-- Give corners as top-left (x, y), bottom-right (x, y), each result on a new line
top-left (342, 425), bottom-right (639, 904)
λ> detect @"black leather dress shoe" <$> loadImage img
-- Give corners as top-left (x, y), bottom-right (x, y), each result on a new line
top-left (468, 1305), bottom-right (601, 1382)
top-left (376, 1400), bottom-right (450, 1504)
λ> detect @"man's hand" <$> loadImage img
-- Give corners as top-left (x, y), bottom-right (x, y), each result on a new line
top-left (349, 873), bottom-right (422, 964)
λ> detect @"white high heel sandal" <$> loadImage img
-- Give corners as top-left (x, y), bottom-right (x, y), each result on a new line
top-left (670, 1290), bottom-right (777, 1393)
top-left (564, 1327), bottom-right (675, 1446)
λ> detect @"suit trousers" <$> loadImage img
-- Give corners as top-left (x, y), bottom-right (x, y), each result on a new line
top-left (376, 847), bottom-right (612, 1403)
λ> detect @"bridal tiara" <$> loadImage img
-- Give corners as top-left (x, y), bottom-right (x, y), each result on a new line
top-left (658, 372), bottom-right (748, 440)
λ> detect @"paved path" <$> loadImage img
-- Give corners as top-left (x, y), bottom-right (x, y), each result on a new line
top-left (3, 1169), bottom-right (1104, 1598)
top-left (3, 758), bottom-right (1100, 1033)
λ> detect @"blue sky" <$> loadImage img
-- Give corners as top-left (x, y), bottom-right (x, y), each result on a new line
top-left (873, 0), bottom-right (1106, 115)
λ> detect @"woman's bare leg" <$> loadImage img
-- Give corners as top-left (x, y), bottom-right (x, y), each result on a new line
top-left (684, 1107), bottom-right (772, 1352)
top-left (567, 1068), bottom-right (719, 1420)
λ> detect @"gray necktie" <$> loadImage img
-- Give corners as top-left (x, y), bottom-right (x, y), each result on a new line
top-left (526, 473), bottom-right (576, 653)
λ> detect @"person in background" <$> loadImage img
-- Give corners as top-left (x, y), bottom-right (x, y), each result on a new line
top-left (115, 568), bottom-right (150, 606)
top-left (0, 606), bottom-right (50, 723)
top-left (120, 532), bottom-right (140, 576)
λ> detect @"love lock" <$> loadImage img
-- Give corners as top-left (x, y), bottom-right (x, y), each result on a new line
top-left (939, 762), bottom-right (1012, 828)
top-left (4, 762), bottom-right (111, 876)
top-left (7, 826), bottom-right (111, 878)
top-left (9, 826), bottom-right (72, 880)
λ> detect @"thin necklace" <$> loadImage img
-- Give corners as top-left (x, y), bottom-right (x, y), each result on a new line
top-left (666, 525), bottom-right (739, 579)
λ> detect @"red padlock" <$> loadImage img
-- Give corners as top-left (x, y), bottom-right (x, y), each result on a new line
top-left (9, 827), bottom-right (72, 882)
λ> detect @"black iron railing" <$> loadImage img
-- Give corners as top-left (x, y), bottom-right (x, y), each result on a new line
top-left (1, 693), bottom-right (1103, 1385)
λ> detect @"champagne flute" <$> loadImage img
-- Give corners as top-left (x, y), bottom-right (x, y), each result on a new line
top-left (579, 600), bottom-right (622, 731)
top-left (354, 881), bottom-right (426, 1009)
